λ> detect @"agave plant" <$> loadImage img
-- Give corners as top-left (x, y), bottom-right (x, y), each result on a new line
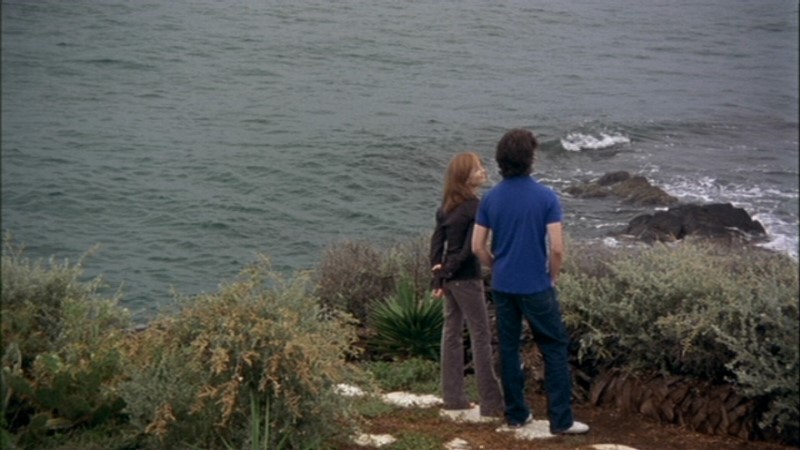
top-left (369, 275), bottom-right (444, 361)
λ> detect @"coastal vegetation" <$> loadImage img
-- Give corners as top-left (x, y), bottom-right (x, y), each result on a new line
top-left (559, 241), bottom-right (799, 442)
top-left (1, 234), bottom-right (798, 448)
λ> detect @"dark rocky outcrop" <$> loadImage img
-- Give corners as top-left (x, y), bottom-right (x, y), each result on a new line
top-left (621, 203), bottom-right (767, 243)
top-left (566, 171), bottom-right (767, 245)
top-left (565, 171), bottom-right (679, 207)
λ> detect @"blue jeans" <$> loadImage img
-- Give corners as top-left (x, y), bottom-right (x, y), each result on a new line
top-left (493, 288), bottom-right (574, 432)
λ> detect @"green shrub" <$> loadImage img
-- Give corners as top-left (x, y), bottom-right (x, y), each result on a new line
top-left (386, 431), bottom-right (442, 450)
top-left (1, 238), bottom-right (131, 448)
top-left (364, 358), bottom-right (440, 393)
top-left (559, 241), bottom-right (799, 441)
top-left (352, 396), bottom-right (397, 418)
top-left (711, 252), bottom-right (799, 442)
top-left (369, 277), bottom-right (443, 361)
top-left (118, 257), bottom-right (365, 449)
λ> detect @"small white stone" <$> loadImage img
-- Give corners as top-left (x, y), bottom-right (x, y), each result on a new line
top-left (334, 383), bottom-right (367, 397)
top-left (444, 437), bottom-right (471, 450)
top-left (592, 445), bottom-right (640, 450)
top-left (352, 433), bottom-right (397, 447)
top-left (381, 391), bottom-right (443, 408)
top-left (496, 419), bottom-right (555, 440)
top-left (440, 405), bottom-right (500, 423)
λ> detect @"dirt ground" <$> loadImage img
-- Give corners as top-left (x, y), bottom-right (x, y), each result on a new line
top-left (341, 394), bottom-right (797, 450)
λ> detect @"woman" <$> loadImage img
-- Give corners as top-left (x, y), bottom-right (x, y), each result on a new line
top-left (430, 151), bottom-right (504, 418)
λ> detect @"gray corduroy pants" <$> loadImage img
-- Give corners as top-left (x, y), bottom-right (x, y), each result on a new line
top-left (440, 279), bottom-right (504, 417)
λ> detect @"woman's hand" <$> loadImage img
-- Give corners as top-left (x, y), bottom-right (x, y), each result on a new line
top-left (431, 265), bottom-right (444, 298)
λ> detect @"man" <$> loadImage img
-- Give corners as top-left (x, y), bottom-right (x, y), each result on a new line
top-left (471, 128), bottom-right (589, 434)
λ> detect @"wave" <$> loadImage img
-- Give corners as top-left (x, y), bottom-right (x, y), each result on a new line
top-left (758, 234), bottom-right (799, 261)
top-left (662, 176), bottom-right (799, 204)
top-left (754, 213), bottom-right (799, 261)
top-left (560, 132), bottom-right (631, 152)
top-left (78, 58), bottom-right (155, 71)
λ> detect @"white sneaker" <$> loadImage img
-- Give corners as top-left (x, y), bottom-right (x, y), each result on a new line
top-left (507, 414), bottom-right (533, 428)
top-left (557, 421), bottom-right (589, 434)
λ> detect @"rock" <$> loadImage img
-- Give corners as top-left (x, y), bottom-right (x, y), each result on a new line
top-left (566, 171), bottom-right (678, 207)
top-left (568, 172), bottom-right (768, 245)
top-left (353, 433), bottom-right (396, 447)
top-left (381, 392), bottom-right (442, 408)
top-left (335, 384), bottom-right (367, 397)
top-left (621, 203), bottom-right (766, 243)
top-left (440, 405), bottom-right (500, 423)
top-left (496, 419), bottom-right (555, 440)
top-left (613, 176), bottom-right (678, 206)
top-left (592, 445), bottom-right (640, 450)
top-left (444, 438), bottom-right (472, 450)
top-left (597, 171), bottom-right (632, 186)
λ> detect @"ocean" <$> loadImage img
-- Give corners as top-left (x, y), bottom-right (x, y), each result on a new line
top-left (2, 0), bottom-right (798, 320)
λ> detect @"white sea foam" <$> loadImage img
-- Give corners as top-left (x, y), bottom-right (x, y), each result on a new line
top-left (758, 235), bottom-right (798, 261)
top-left (560, 132), bottom-right (631, 152)
top-left (594, 222), bottom-right (629, 229)
top-left (665, 176), bottom-right (799, 204)
top-left (753, 214), bottom-right (799, 261)
top-left (663, 176), bottom-right (718, 203)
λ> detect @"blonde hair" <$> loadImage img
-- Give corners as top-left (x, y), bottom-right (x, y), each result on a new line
top-left (442, 152), bottom-right (481, 213)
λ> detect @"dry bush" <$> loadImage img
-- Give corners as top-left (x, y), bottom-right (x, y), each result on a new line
top-left (382, 234), bottom-right (433, 302)
top-left (1, 238), bottom-right (131, 447)
top-left (314, 240), bottom-right (394, 326)
top-left (119, 257), bottom-right (365, 449)
top-left (314, 234), bottom-right (433, 328)
top-left (1, 238), bottom-right (121, 365)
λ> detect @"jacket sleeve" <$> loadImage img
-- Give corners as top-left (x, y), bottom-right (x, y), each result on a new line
top-left (440, 201), bottom-right (476, 279)
top-left (429, 208), bottom-right (446, 289)
top-left (441, 220), bottom-right (474, 279)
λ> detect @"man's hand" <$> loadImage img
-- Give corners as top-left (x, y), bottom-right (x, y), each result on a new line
top-left (471, 224), bottom-right (494, 268)
top-left (547, 222), bottom-right (564, 286)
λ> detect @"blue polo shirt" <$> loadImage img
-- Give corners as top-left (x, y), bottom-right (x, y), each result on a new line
top-left (476, 176), bottom-right (563, 294)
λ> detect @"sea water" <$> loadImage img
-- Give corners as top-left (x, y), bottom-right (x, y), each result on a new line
top-left (2, 0), bottom-right (797, 320)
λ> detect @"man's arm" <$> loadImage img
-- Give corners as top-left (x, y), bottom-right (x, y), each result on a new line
top-left (471, 223), bottom-right (493, 268)
top-left (547, 222), bottom-right (565, 285)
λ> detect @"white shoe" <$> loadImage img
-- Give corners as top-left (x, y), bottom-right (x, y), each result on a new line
top-left (507, 414), bottom-right (533, 428)
top-left (557, 421), bottom-right (589, 434)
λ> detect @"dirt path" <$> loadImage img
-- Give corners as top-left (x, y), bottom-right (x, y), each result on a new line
top-left (342, 391), bottom-right (794, 450)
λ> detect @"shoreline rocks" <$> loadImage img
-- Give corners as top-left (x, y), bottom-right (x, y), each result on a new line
top-left (566, 171), bottom-right (767, 245)
top-left (565, 171), bottom-right (678, 207)
top-left (621, 203), bottom-right (767, 244)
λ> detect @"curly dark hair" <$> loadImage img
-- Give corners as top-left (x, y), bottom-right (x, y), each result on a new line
top-left (495, 128), bottom-right (538, 178)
